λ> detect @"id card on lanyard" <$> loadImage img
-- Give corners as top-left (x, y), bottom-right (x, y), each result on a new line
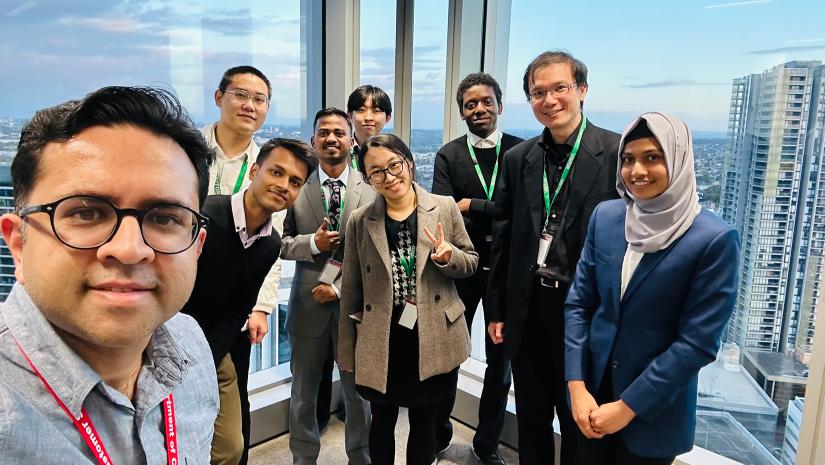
top-left (537, 115), bottom-right (587, 266)
top-left (14, 340), bottom-right (179, 465)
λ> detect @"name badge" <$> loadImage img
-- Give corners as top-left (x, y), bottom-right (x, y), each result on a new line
top-left (398, 300), bottom-right (418, 329)
top-left (536, 233), bottom-right (553, 266)
top-left (318, 259), bottom-right (343, 284)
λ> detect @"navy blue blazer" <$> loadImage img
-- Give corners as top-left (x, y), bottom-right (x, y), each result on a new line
top-left (564, 199), bottom-right (739, 458)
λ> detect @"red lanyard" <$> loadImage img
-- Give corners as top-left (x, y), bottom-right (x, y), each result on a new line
top-left (14, 340), bottom-right (179, 465)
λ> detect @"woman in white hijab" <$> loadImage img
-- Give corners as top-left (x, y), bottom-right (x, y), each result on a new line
top-left (563, 112), bottom-right (740, 464)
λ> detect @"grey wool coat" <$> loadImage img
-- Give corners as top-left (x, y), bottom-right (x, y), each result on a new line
top-left (338, 183), bottom-right (479, 394)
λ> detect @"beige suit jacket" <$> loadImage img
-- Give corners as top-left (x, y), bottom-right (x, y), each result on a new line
top-left (338, 184), bottom-right (479, 393)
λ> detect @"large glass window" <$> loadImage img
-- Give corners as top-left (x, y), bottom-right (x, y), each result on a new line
top-left (0, 0), bottom-right (312, 374)
top-left (409, 0), bottom-right (449, 191)
top-left (500, 1), bottom-right (825, 464)
top-left (359, 0), bottom-right (397, 128)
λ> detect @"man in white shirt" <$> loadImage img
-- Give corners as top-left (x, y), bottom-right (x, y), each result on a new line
top-left (201, 65), bottom-right (285, 465)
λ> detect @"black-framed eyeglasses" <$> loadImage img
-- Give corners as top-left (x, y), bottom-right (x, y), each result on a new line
top-left (18, 195), bottom-right (208, 254)
top-left (367, 159), bottom-right (406, 184)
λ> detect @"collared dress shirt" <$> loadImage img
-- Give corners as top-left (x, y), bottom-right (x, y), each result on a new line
top-left (231, 187), bottom-right (274, 249)
top-left (201, 122), bottom-right (285, 316)
top-left (308, 166), bottom-right (350, 297)
top-left (0, 284), bottom-right (218, 464)
top-left (466, 128), bottom-right (502, 149)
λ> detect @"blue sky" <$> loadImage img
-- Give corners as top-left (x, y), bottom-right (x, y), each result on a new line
top-left (2, 0), bottom-right (825, 132)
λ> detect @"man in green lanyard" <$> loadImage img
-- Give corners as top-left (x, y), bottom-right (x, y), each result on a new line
top-left (431, 73), bottom-right (523, 465)
top-left (486, 51), bottom-right (621, 465)
top-left (201, 65), bottom-right (284, 465)
top-left (281, 108), bottom-right (375, 465)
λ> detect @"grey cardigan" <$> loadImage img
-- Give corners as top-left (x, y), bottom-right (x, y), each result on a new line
top-left (338, 184), bottom-right (479, 393)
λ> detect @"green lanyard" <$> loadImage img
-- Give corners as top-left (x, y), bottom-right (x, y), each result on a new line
top-left (542, 115), bottom-right (587, 222)
top-left (398, 245), bottom-right (416, 278)
top-left (466, 136), bottom-right (502, 201)
top-left (351, 156), bottom-right (359, 171)
top-left (214, 155), bottom-right (249, 195)
top-left (320, 182), bottom-right (346, 231)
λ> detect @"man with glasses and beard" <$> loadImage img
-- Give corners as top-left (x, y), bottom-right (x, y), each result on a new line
top-left (0, 86), bottom-right (217, 464)
top-left (281, 108), bottom-right (375, 465)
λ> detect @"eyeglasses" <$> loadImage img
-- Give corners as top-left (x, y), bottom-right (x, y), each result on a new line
top-left (367, 159), bottom-right (406, 184)
top-left (224, 88), bottom-right (269, 108)
top-left (18, 195), bottom-right (208, 254)
top-left (528, 82), bottom-right (578, 101)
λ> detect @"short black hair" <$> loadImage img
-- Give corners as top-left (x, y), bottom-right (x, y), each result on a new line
top-left (257, 137), bottom-right (319, 181)
top-left (313, 107), bottom-right (353, 133)
top-left (456, 73), bottom-right (503, 110)
top-left (218, 65), bottom-right (272, 98)
top-left (356, 133), bottom-right (415, 183)
top-left (12, 86), bottom-right (214, 209)
top-left (522, 50), bottom-right (588, 100)
top-left (346, 85), bottom-right (393, 117)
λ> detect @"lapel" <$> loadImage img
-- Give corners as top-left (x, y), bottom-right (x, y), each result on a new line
top-left (523, 144), bottom-right (546, 237)
top-left (414, 185), bottom-right (439, 282)
top-left (563, 125), bottom-right (607, 234)
top-left (340, 169), bottom-right (365, 234)
top-left (365, 196), bottom-right (392, 275)
top-left (304, 172), bottom-right (326, 226)
top-left (609, 213), bottom-right (626, 313)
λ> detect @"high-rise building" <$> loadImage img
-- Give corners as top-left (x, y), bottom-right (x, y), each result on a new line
top-left (720, 61), bottom-right (825, 362)
top-left (0, 164), bottom-right (15, 301)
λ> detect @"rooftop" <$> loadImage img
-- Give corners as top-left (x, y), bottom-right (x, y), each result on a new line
top-left (744, 350), bottom-right (808, 384)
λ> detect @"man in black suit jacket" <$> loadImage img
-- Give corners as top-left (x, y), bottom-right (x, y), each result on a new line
top-left (182, 138), bottom-right (317, 465)
top-left (486, 51), bottom-right (621, 465)
top-left (431, 72), bottom-right (522, 465)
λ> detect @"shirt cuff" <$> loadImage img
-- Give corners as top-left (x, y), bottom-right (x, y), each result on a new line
top-left (310, 232), bottom-right (321, 255)
top-left (251, 307), bottom-right (272, 315)
top-left (331, 283), bottom-right (341, 298)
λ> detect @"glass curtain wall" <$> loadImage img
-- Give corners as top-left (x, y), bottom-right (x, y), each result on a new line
top-left (0, 0), bottom-right (310, 374)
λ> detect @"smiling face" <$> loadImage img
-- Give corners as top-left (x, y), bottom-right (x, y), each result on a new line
top-left (247, 146), bottom-right (308, 213)
top-left (350, 96), bottom-right (391, 145)
top-left (311, 114), bottom-right (354, 167)
top-left (528, 62), bottom-right (588, 139)
top-left (461, 84), bottom-right (502, 138)
top-left (0, 124), bottom-right (205, 352)
top-left (363, 146), bottom-right (414, 202)
top-left (620, 136), bottom-right (670, 200)
top-left (215, 73), bottom-right (270, 136)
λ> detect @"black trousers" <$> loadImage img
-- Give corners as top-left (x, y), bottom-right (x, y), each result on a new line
top-left (229, 333), bottom-right (252, 465)
top-left (370, 402), bottom-right (438, 465)
top-left (577, 361), bottom-right (676, 465)
top-left (578, 434), bottom-right (675, 465)
top-left (511, 284), bottom-right (579, 465)
top-left (435, 268), bottom-right (512, 455)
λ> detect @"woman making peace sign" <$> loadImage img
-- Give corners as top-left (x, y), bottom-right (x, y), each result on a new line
top-left (338, 134), bottom-right (479, 465)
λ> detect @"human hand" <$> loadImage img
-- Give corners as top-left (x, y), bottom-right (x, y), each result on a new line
top-left (247, 310), bottom-right (269, 344)
top-left (487, 321), bottom-right (504, 344)
top-left (457, 198), bottom-right (471, 215)
top-left (589, 399), bottom-right (636, 435)
top-left (314, 218), bottom-right (340, 252)
top-left (568, 381), bottom-right (605, 439)
top-left (311, 283), bottom-right (339, 304)
top-left (424, 222), bottom-right (452, 264)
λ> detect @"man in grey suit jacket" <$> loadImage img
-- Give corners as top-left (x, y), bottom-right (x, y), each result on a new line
top-left (281, 108), bottom-right (375, 465)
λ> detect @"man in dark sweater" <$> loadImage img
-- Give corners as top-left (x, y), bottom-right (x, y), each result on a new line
top-left (182, 138), bottom-right (318, 465)
top-left (431, 72), bottom-right (523, 465)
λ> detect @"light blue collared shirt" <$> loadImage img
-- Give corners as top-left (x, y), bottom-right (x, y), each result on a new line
top-left (0, 284), bottom-right (218, 464)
